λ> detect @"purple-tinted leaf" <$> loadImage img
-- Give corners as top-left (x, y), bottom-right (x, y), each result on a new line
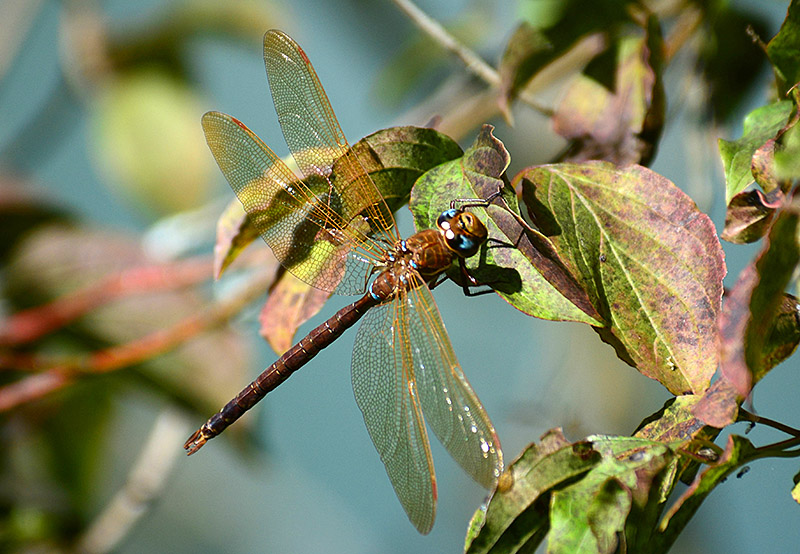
top-left (697, 198), bottom-right (800, 427)
top-left (519, 162), bottom-right (725, 395)
top-left (721, 188), bottom-right (783, 244)
top-left (552, 21), bottom-right (664, 166)
top-left (411, 126), bottom-right (600, 324)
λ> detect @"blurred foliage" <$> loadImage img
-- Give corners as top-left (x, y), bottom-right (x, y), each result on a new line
top-left (1, 0), bottom-right (800, 552)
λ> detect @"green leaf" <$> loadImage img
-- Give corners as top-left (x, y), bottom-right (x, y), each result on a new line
top-left (214, 198), bottom-right (264, 278)
top-left (549, 436), bottom-right (673, 554)
top-left (465, 429), bottom-right (600, 554)
top-left (518, 162), bottom-right (725, 395)
top-left (634, 395), bottom-right (713, 445)
top-left (214, 126), bottom-right (463, 278)
top-left (718, 101), bottom-right (793, 203)
top-left (411, 126), bottom-right (601, 324)
top-left (747, 197), bottom-right (800, 383)
top-left (656, 436), bottom-right (757, 552)
top-left (766, 0), bottom-right (800, 95)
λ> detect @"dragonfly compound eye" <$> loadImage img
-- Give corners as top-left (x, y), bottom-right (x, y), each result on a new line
top-left (439, 210), bottom-right (488, 258)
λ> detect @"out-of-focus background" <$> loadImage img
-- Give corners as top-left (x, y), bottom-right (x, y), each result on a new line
top-left (1, 0), bottom-right (798, 552)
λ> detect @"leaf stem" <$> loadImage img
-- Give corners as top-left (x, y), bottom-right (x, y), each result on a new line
top-left (738, 408), bottom-right (800, 438)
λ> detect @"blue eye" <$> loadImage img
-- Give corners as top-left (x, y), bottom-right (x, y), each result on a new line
top-left (449, 234), bottom-right (478, 255)
top-left (436, 208), bottom-right (459, 228)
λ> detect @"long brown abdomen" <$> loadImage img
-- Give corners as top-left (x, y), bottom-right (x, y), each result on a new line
top-left (184, 292), bottom-right (379, 454)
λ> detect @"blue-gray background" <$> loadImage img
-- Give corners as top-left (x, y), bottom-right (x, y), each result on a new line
top-left (2, 0), bottom-right (798, 552)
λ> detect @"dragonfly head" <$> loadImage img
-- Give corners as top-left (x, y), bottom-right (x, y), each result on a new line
top-left (436, 208), bottom-right (488, 258)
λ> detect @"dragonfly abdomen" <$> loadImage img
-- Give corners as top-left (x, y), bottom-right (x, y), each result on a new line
top-left (184, 292), bottom-right (379, 454)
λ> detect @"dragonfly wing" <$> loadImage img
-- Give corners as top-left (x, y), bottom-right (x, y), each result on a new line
top-left (351, 299), bottom-right (437, 534)
top-left (263, 30), bottom-right (398, 247)
top-left (406, 284), bottom-right (503, 489)
top-left (202, 111), bottom-right (379, 294)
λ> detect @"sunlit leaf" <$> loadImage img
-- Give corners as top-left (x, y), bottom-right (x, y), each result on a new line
top-left (214, 198), bottom-right (263, 278)
top-left (519, 162), bottom-right (725, 395)
top-left (411, 126), bottom-right (600, 324)
top-left (718, 101), bottom-right (793, 203)
top-left (634, 395), bottom-right (711, 444)
top-left (213, 126), bottom-right (463, 278)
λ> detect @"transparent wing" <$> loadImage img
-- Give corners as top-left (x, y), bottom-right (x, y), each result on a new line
top-left (407, 284), bottom-right (503, 489)
top-left (263, 29), bottom-right (399, 247)
top-left (351, 298), bottom-right (437, 535)
top-left (202, 111), bottom-right (380, 295)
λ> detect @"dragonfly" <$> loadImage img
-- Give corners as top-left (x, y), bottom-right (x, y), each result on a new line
top-left (185, 29), bottom-right (503, 534)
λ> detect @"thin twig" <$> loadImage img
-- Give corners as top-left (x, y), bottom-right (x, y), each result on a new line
top-left (0, 271), bottom-right (271, 412)
top-left (738, 408), bottom-right (800, 438)
top-left (390, 0), bottom-right (549, 115)
top-left (391, 0), bottom-right (499, 86)
top-left (73, 408), bottom-right (191, 554)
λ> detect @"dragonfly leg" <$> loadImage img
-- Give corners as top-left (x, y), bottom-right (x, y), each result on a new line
top-left (449, 186), bottom-right (503, 210)
top-left (457, 257), bottom-right (496, 297)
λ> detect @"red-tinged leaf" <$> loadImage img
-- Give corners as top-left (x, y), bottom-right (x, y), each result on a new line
top-left (465, 429), bottom-right (600, 554)
top-left (766, 0), bottom-right (800, 95)
top-left (519, 162), bottom-right (725, 395)
top-left (692, 378), bottom-right (742, 429)
top-left (411, 126), bottom-right (601, 324)
top-left (655, 435), bottom-right (757, 552)
top-left (259, 271), bottom-right (331, 355)
top-left (697, 202), bottom-right (800, 427)
top-left (746, 197), bottom-right (800, 383)
top-left (718, 100), bottom-right (793, 203)
top-left (552, 20), bottom-right (664, 165)
top-left (214, 197), bottom-right (263, 278)
top-left (721, 188), bottom-right (783, 244)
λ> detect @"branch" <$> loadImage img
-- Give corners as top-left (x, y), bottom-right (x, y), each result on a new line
top-left (0, 257), bottom-right (213, 346)
top-left (0, 271), bottom-right (271, 412)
